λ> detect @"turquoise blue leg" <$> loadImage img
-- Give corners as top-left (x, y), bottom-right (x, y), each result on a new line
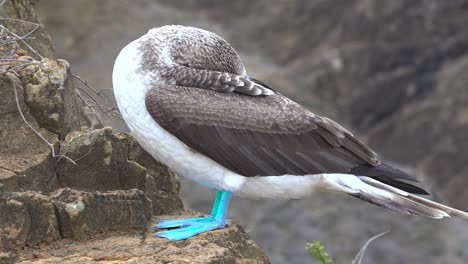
top-left (155, 190), bottom-right (232, 241)
top-left (155, 191), bottom-right (222, 229)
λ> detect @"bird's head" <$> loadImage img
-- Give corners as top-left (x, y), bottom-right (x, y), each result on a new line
top-left (130, 25), bottom-right (273, 95)
top-left (139, 25), bottom-right (246, 80)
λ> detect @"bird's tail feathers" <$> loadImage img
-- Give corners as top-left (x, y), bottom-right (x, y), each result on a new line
top-left (323, 174), bottom-right (468, 219)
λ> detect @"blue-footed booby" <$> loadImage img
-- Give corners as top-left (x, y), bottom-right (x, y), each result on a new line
top-left (112, 25), bottom-right (468, 241)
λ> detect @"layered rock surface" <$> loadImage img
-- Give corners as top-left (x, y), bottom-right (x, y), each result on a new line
top-left (0, 1), bottom-right (269, 263)
top-left (16, 216), bottom-right (269, 264)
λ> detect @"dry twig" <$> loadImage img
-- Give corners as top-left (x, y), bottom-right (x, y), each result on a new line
top-left (6, 72), bottom-right (76, 165)
top-left (0, 15), bottom-right (121, 165)
top-left (0, 16), bottom-right (78, 164)
top-left (72, 73), bottom-right (122, 122)
top-left (352, 231), bottom-right (389, 264)
top-left (0, 24), bottom-right (43, 59)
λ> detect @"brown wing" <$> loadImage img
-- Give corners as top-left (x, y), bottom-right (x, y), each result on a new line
top-left (145, 84), bottom-right (427, 194)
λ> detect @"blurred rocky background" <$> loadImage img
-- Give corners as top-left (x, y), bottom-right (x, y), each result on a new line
top-left (7, 0), bottom-right (468, 263)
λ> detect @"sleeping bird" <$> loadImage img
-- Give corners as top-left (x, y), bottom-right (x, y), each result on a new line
top-left (112, 25), bottom-right (468, 241)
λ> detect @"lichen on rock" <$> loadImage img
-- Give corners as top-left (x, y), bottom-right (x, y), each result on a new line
top-left (22, 58), bottom-right (68, 133)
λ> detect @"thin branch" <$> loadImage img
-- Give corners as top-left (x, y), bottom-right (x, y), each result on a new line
top-left (6, 72), bottom-right (76, 165)
top-left (96, 88), bottom-right (113, 96)
top-left (72, 145), bottom-right (93, 162)
top-left (74, 88), bottom-right (105, 127)
top-left (75, 86), bottom-right (108, 114)
top-left (102, 107), bottom-right (119, 114)
top-left (0, 58), bottom-right (34, 62)
top-left (0, 18), bottom-right (41, 26)
top-left (0, 0), bottom-right (7, 8)
top-left (72, 74), bottom-right (123, 123)
top-left (0, 19), bottom-right (40, 42)
top-left (108, 113), bottom-right (123, 120)
top-left (352, 231), bottom-right (389, 264)
top-left (72, 73), bottom-right (108, 102)
top-left (0, 24), bottom-right (43, 59)
top-left (85, 102), bottom-right (121, 116)
top-left (17, 24), bottom-right (40, 41)
top-left (0, 17), bottom-right (116, 133)
top-left (7, 61), bottom-right (39, 72)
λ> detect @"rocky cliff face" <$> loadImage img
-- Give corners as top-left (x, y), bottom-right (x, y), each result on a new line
top-left (34, 1), bottom-right (468, 263)
top-left (0, 1), bottom-right (269, 263)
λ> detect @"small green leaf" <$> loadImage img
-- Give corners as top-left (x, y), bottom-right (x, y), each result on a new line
top-left (306, 240), bottom-right (333, 264)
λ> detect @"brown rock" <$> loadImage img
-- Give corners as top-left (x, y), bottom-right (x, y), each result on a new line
top-left (56, 127), bottom-right (129, 191)
top-left (0, 168), bottom-right (18, 193)
top-left (127, 137), bottom-right (181, 195)
top-left (10, 192), bottom-right (61, 246)
top-left (21, 58), bottom-right (90, 137)
top-left (0, 197), bottom-right (29, 250)
top-left (0, 192), bottom-right (59, 249)
top-left (0, 75), bottom-right (58, 194)
top-left (16, 216), bottom-right (269, 264)
top-left (0, 251), bottom-right (17, 264)
top-left (52, 188), bottom-right (152, 240)
top-left (0, 0), bottom-right (54, 59)
top-left (56, 127), bottom-right (183, 215)
top-left (127, 135), bottom-right (184, 214)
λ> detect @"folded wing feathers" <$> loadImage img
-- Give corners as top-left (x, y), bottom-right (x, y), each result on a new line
top-left (176, 67), bottom-right (277, 96)
top-left (169, 67), bottom-right (468, 220)
top-left (313, 115), bottom-right (379, 166)
top-left (214, 72), bottom-right (273, 95)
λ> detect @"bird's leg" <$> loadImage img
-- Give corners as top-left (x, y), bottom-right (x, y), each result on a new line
top-left (155, 191), bottom-right (222, 229)
top-left (155, 190), bottom-right (232, 241)
top-left (209, 189), bottom-right (222, 216)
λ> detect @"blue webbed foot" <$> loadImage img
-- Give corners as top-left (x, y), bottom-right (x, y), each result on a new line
top-left (154, 217), bottom-right (215, 229)
top-left (155, 218), bottom-right (229, 241)
top-left (155, 190), bottom-right (232, 241)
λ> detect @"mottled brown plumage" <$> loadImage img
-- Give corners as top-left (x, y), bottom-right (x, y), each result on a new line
top-left (138, 26), bottom-right (427, 195)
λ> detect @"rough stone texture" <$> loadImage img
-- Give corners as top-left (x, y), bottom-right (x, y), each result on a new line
top-left (36, 1), bottom-right (468, 263)
top-left (0, 251), bottom-right (17, 264)
top-left (52, 188), bottom-right (152, 240)
top-left (11, 192), bottom-right (60, 246)
top-left (0, 168), bottom-right (18, 193)
top-left (56, 127), bottom-right (142, 191)
top-left (0, 68), bottom-right (58, 194)
top-left (1, 0), bottom-right (91, 146)
top-left (0, 0), bottom-right (54, 58)
top-left (0, 197), bottom-right (29, 249)
top-left (56, 127), bottom-right (183, 215)
top-left (1, 2), bottom-right (267, 263)
top-left (0, 192), bottom-right (60, 249)
top-left (21, 58), bottom-right (90, 138)
top-left (0, 1), bottom-right (90, 193)
top-left (16, 216), bottom-right (269, 264)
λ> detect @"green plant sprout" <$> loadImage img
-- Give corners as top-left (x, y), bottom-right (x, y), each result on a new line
top-left (306, 240), bottom-right (333, 264)
top-left (306, 231), bottom-right (389, 264)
